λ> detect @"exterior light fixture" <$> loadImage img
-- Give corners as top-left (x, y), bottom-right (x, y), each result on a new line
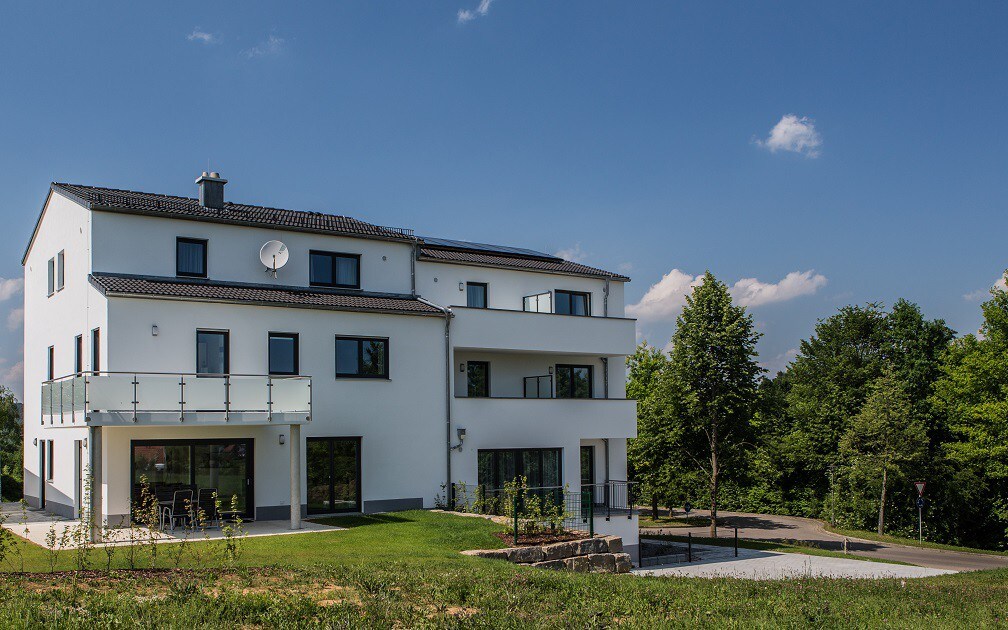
top-left (151, 324), bottom-right (159, 336)
top-left (33, 438), bottom-right (38, 446)
top-left (548, 366), bottom-right (554, 374)
top-left (279, 434), bottom-right (286, 445)
top-left (459, 363), bottom-right (465, 372)
top-left (83, 438), bottom-right (88, 448)
top-left (458, 282), bottom-right (464, 291)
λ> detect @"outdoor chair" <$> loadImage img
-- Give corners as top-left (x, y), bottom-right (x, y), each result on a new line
top-left (194, 488), bottom-right (220, 529)
top-left (161, 489), bottom-right (193, 532)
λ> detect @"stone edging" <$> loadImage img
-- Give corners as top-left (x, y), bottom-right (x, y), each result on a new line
top-left (463, 535), bottom-right (632, 574)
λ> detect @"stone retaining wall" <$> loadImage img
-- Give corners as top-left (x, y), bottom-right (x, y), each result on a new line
top-left (462, 536), bottom-right (632, 574)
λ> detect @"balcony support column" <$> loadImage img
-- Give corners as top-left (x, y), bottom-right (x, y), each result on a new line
top-left (88, 425), bottom-right (103, 543)
top-left (289, 423), bottom-right (301, 530)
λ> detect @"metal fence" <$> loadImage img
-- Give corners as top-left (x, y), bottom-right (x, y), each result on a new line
top-left (583, 480), bottom-right (638, 520)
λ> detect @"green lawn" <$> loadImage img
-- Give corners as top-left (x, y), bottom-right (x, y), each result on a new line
top-left (824, 525), bottom-right (1008, 557)
top-left (2, 511), bottom-right (1007, 628)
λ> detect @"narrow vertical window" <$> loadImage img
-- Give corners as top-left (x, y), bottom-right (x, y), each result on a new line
top-left (196, 330), bottom-right (229, 375)
top-left (47, 258), bottom-right (55, 296)
top-left (74, 335), bottom-right (83, 376)
top-left (47, 346), bottom-right (54, 381)
top-left (47, 441), bottom-right (54, 481)
top-left (466, 282), bottom-right (488, 308)
top-left (268, 333), bottom-right (299, 376)
top-left (467, 361), bottom-right (490, 397)
top-left (91, 328), bottom-right (100, 374)
top-left (56, 250), bottom-right (65, 291)
top-left (176, 238), bottom-right (208, 278)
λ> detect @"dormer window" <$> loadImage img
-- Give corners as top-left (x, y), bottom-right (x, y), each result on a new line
top-left (177, 238), bottom-right (208, 278)
top-left (310, 251), bottom-right (360, 289)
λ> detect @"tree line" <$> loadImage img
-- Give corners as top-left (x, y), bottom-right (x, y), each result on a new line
top-left (628, 271), bottom-right (1008, 549)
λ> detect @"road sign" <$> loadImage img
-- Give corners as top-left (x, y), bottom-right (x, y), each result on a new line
top-left (684, 501), bottom-right (693, 514)
top-left (914, 481), bottom-right (926, 496)
top-left (917, 497), bottom-right (925, 509)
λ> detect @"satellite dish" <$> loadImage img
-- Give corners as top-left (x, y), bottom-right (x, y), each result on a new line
top-left (260, 240), bottom-right (289, 277)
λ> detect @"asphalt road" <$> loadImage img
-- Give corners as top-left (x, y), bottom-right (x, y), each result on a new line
top-left (641, 510), bottom-right (1008, 572)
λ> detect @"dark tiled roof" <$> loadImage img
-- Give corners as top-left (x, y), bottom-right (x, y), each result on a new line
top-left (51, 183), bottom-right (415, 242)
top-left (89, 273), bottom-right (443, 316)
top-left (418, 247), bottom-right (630, 281)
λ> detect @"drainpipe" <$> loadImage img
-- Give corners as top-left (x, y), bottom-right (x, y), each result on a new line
top-left (419, 298), bottom-right (454, 504)
top-left (603, 278), bottom-right (609, 318)
top-left (601, 357), bottom-right (609, 399)
top-left (410, 240), bottom-right (419, 296)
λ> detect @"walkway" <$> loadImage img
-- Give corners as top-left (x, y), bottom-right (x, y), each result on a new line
top-left (633, 541), bottom-right (954, 580)
top-left (641, 509), bottom-right (1008, 572)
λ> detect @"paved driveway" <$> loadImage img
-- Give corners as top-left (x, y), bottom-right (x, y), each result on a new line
top-left (641, 510), bottom-right (1008, 572)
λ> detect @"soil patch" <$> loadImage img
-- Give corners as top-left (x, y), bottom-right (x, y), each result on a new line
top-left (493, 531), bottom-right (587, 546)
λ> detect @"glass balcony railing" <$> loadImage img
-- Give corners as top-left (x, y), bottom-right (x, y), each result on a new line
top-left (40, 371), bottom-right (312, 425)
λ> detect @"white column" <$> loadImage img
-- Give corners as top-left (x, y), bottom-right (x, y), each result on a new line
top-left (289, 424), bottom-right (302, 530)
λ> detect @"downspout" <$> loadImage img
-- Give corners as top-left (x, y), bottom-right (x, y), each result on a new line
top-left (601, 357), bottom-right (609, 399)
top-left (419, 298), bottom-right (453, 504)
top-left (603, 278), bottom-right (609, 317)
top-left (410, 240), bottom-right (418, 296)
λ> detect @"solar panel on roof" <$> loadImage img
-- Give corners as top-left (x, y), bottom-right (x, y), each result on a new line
top-left (418, 236), bottom-right (559, 260)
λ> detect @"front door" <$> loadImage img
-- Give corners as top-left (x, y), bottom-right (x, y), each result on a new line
top-left (307, 437), bottom-right (361, 514)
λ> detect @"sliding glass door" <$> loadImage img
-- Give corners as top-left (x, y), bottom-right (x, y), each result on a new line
top-left (307, 437), bottom-right (361, 514)
top-left (131, 439), bottom-right (254, 518)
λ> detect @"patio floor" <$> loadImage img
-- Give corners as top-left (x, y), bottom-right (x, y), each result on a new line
top-left (1, 502), bottom-right (344, 548)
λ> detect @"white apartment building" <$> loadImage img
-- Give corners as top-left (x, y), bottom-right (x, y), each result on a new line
top-left (22, 173), bottom-right (639, 558)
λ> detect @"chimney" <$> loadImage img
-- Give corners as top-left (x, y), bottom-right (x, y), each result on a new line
top-left (195, 171), bottom-right (227, 209)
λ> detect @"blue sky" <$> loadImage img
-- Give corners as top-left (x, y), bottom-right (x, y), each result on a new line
top-left (1, 1), bottom-right (1006, 397)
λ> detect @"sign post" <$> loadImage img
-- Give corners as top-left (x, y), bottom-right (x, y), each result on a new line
top-left (914, 481), bottom-right (926, 544)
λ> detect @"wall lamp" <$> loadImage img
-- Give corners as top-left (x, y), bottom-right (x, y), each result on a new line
top-left (279, 434), bottom-right (286, 445)
top-left (151, 324), bottom-right (159, 336)
top-left (451, 427), bottom-right (466, 451)
top-left (460, 362), bottom-right (465, 373)
top-left (458, 282), bottom-right (464, 291)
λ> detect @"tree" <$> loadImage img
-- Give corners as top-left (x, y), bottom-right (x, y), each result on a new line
top-left (840, 372), bottom-right (926, 534)
top-left (668, 272), bottom-right (762, 536)
top-left (0, 387), bottom-right (22, 501)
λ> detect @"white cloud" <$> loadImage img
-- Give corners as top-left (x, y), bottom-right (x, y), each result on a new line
top-left (626, 269), bottom-right (705, 323)
top-left (555, 243), bottom-right (588, 264)
top-left (458, 0), bottom-right (494, 23)
top-left (730, 270), bottom-right (828, 307)
top-left (964, 274), bottom-right (1008, 301)
top-left (0, 278), bottom-right (23, 302)
top-left (186, 28), bottom-right (217, 44)
top-left (627, 268), bottom-right (827, 323)
top-left (617, 262), bottom-right (634, 274)
top-left (0, 360), bottom-right (23, 398)
top-left (755, 114), bottom-right (822, 158)
top-left (243, 35), bottom-right (285, 59)
top-left (761, 348), bottom-right (799, 374)
top-left (6, 308), bottom-right (23, 331)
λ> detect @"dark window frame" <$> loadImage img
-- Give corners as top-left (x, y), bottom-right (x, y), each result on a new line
top-left (306, 436), bottom-right (362, 515)
top-left (466, 361), bottom-right (491, 398)
top-left (466, 282), bottom-right (488, 308)
top-left (91, 328), bottom-right (100, 374)
top-left (334, 335), bottom-right (389, 379)
top-left (47, 346), bottom-right (54, 381)
top-left (74, 335), bottom-right (83, 377)
top-left (196, 329), bottom-right (230, 375)
top-left (47, 440), bottom-right (54, 481)
top-left (176, 237), bottom-right (208, 278)
top-left (477, 448), bottom-right (563, 492)
top-left (47, 257), bottom-right (55, 296)
top-left (555, 364), bottom-right (594, 399)
top-left (56, 250), bottom-right (65, 291)
top-left (554, 290), bottom-right (591, 317)
top-left (268, 332), bottom-right (300, 376)
top-left (309, 250), bottom-right (361, 289)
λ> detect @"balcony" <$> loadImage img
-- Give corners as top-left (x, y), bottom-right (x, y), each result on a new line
top-left (453, 396), bottom-right (636, 440)
top-left (41, 372), bottom-right (312, 427)
top-left (450, 307), bottom-right (636, 356)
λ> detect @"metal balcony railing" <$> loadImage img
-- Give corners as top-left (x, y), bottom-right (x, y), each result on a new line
top-left (41, 371), bottom-right (312, 425)
top-left (582, 480), bottom-right (638, 520)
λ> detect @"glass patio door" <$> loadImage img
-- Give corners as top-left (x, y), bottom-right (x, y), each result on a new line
top-left (307, 437), bottom-right (361, 514)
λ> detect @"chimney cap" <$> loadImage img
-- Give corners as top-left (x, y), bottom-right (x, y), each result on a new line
top-left (195, 171), bottom-right (228, 184)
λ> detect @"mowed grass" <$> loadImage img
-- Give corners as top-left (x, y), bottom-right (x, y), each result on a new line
top-left (1, 510), bottom-right (1007, 628)
top-left (824, 525), bottom-right (1008, 557)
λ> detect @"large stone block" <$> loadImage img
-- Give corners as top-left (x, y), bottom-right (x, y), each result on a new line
top-left (542, 540), bottom-right (580, 562)
top-left (588, 553), bottom-right (617, 573)
top-left (462, 549), bottom-right (509, 561)
top-left (577, 537), bottom-right (608, 556)
top-left (564, 556), bottom-right (590, 572)
top-left (603, 536), bottom-right (623, 554)
top-left (506, 546), bottom-right (544, 564)
top-left (531, 559), bottom-right (567, 570)
top-left (613, 553), bottom-right (632, 574)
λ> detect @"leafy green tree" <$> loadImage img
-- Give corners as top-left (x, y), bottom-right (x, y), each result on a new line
top-left (669, 272), bottom-right (762, 536)
top-left (840, 372), bottom-right (927, 534)
top-left (0, 387), bottom-right (22, 501)
top-left (932, 276), bottom-right (1008, 547)
top-left (627, 343), bottom-right (673, 517)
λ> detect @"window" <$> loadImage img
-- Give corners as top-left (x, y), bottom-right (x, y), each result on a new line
top-left (74, 335), bottom-right (83, 377)
top-left (47, 258), bottom-right (55, 296)
top-left (91, 328), bottom-right (100, 374)
top-left (335, 336), bottom-right (388, 378)
top-left (555, 290), bottom-right (590, 316)
top-left (176, 238), bottom-right (208, 278)
top-left (268, 333), bottom-right (299, 375)
top-left (56, 250), bottom-right (65, 291)
top-left (310, 251), bottom-right (360, 289)
top-left (477, 448), bottom-right (562, 492)
top-left (196, 330), bottom-right (229, 375)
top-left (466, 282), bottom-right (488, 308)
top-left (523, 292), bottom-right (552, 313)
top-left (467, 361), bottom-right (490, 397)
top-left (47, 346), bottom-right (54, 381)
top-left (47, 441), bottom-right (54, 481)
top-left (555, 364), bottom-right (593, 398)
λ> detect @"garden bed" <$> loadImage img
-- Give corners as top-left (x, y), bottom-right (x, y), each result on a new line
top-left (493, 530), bottom-right (588, 546)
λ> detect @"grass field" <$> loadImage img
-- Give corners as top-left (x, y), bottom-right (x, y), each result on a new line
top-left (823, 525), bottom-right (1008, 557)
top-left (2, 511), bottom-right (1007, 628)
